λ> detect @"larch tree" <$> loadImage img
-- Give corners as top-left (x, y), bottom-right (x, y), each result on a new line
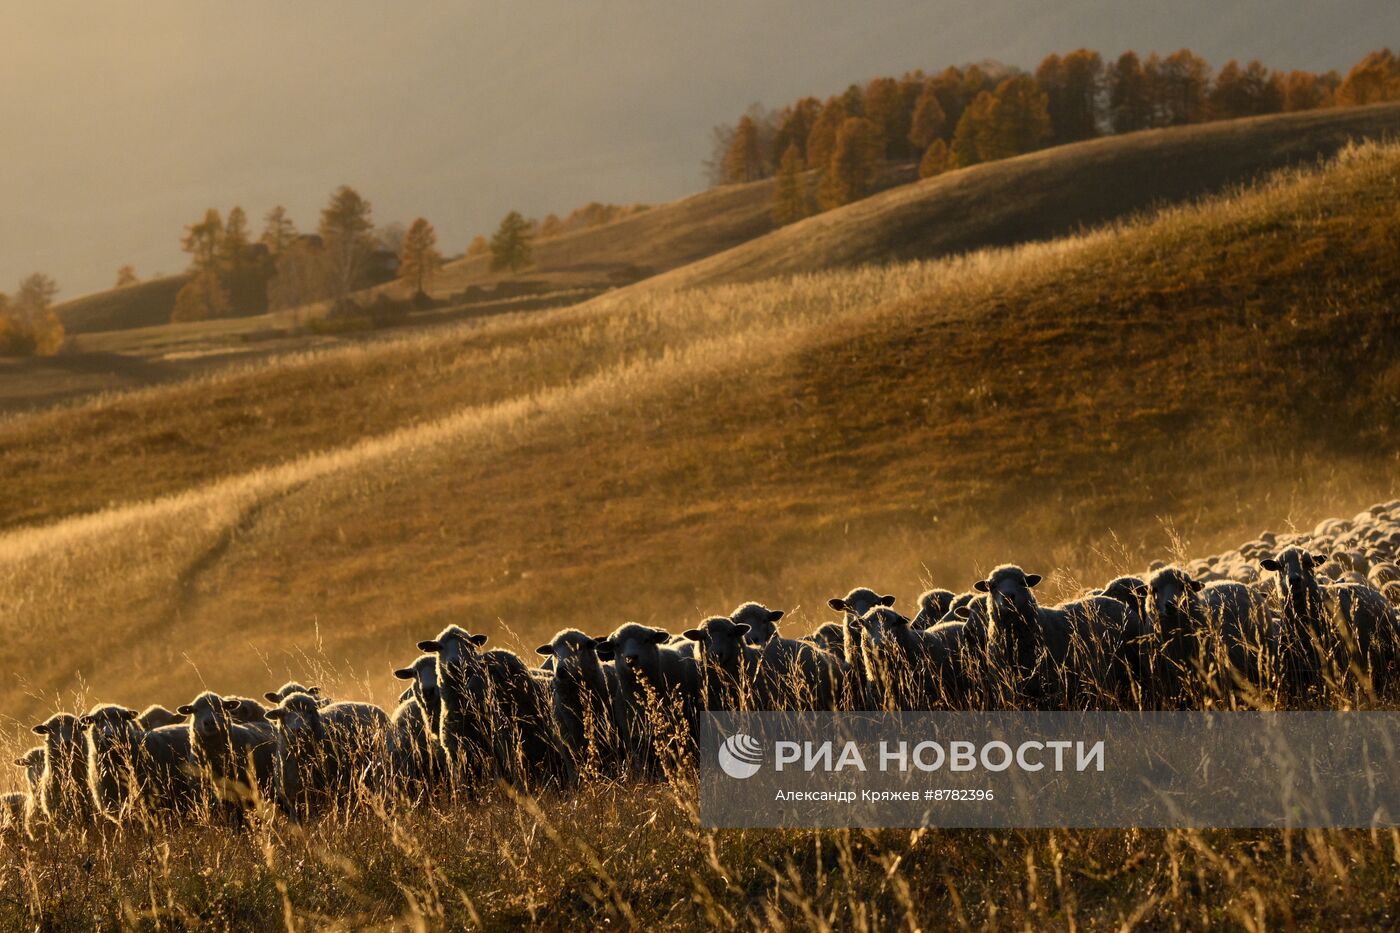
top-left (770, 144), bottom-right (810, 225)
top-left (722, 115), bottom-right (766, 183)
top-left (862, 76), bottom-right (905, 159)
top-left (918, 139), bottom-right (953, 178)
top-left (1155, 49), bottom-right (1212, 125)
top-left (908, 82), bottom-right (947, 151)
top-left (115, 265), bottom-right (138, 288)
top-left (319, 185), bottom-right (375, 310)
top-left (1058, 49), bottom-right (1105, 141)
top-left (805, 98), bottom-right (847, 170)
top-left (1108, 51), bottom-right (1152, 132)
top-left (180, 208), bottom-right (223, 273)
top-left (467, 235), bottom-right (490, 257)
top-left (951, 91), bottom-right (993, 166)
top-left (489, 211), bottom-right (533, 272)
top-left (171, 271), bottom-right (231, 323)
top-left (399, 218), bottom-right (442, 296)
top-left (1336, 49), bottom-right (1400, 106)
top-left (771, 97), bottom-right (820, 164)
top-left (817, 117), bottom-right (881, 210)
top-left (1210, 59), bottom-right (1283, 118)
top-left (1, 274), bottom-right (63, 356)
top-left (261, 206), bottom-right (298, 255)
top-left (983, 76), bottom-right (1052, 159)
top-left (1280, 70), bottom-right (1332, 111)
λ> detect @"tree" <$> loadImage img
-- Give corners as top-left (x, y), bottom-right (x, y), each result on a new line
top-left (115, 265), bottom-right (139, 288)
top-left (771, 97), bottom-right (820, 163)
top-left (261, 206), bottom-right (298, 255)
top-left (538, 213), bottom-right (564, 238)
top-left (908, 82), bottom-right (948, 151)
top-left (722, 114), bottom-right (766, 183)
top-left (863, 76), bottom-right (906, 159)
top-left (0, 275), bottom-right (64, 356)
top-left (951, 91), bottom-right (993, 166)
top-left (982, 76), bottom-right (1051, 159)
top-left (398, 218), bottom-right (442, 295)
top-left (805, 98), bottom-right (847, 170)
top-left (1210, 59), bottom-right (1283, 119)
top-left (319, 185), bottom-right (374, 309)
top-left (1108, 51), bottom-right (1152, 132)
top-left (1280, 70), bottom-right (1332, 111)
top-left (267, 239), bottom-right (331, 312)
top-left (1058, 49), bottom-right (1105, 141)
top-left (489, 211), bottom-right (533, 272)
top-left (1337, 49), bottom-right (1400, 106)
top-left (171, 270), bottom-right (231, 322)
top-left (1154, 49), bottom-right (1212, 125)
top-left (219, 207), bottom-right (250, 269)
top-left (466, 235), bottom-right (490, 257)
top-left (919, 139), bottom-right (953, 178)
top-left (817, 117), bottom-right (881, 210)
top-left (180, 208), bottom-right (223, 272)
top-left (770, 144), bottom-right (810, 225)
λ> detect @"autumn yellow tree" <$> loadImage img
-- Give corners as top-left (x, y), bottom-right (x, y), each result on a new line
top-left (982, 75), bottom-right (1052, 160)
top-left (804, 98), bottom-right (846, 173)
top-left (115, 265), bottom-right (138, 288)
top-left (1337, 49), bottom-right (1400, 106)
top-left (399, 217), bottom-right (442, 296)
top-left (1108, 51), bottom-right (1152, 132)
top-left (467, 235), bottom-right (489, 257)
top-left (918, 139), bottom-right (953, 178)
top-left (261, 206), bottom-right (298, 255)
top-left (817, 117), bottom-right (881, 210)
top-left (771, 144), bottom-right (810, 225)
top-left (722, 114), bottom-right (766, 183)
top-left (490, 211), bottom-right (533, 272)
top-left (908, 82), bottom-right (947, 152)
top-left (171, 271), bottom-right (231, 322)
top-left (320, 186), bottom-right (375, 310)
top-left (180, 208), bottom-right (223, 272)
top-left (950, 91), bottom-right (993, 166)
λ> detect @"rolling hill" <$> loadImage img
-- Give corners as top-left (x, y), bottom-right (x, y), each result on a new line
top-left (0, 140), bottom-right (1396, 725)
top-left (53, 274), bottom-right (187, 335)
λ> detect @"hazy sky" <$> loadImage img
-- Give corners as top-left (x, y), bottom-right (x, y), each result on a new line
top-left (2, 1), bottom-right (1395, 298)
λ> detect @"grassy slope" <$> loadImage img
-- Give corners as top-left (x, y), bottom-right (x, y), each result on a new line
top-left (0, 144), bottom-right (1396, 725)
top-left (655, 101), bottom-right (1400, 288)
top-left (52, 274), bottom-right (188, 335)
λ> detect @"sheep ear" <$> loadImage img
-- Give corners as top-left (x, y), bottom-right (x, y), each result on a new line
top-left (682, 629), bottom-right (707, 642)
top-left (827, 597), bottom-right (848, 612)
top-left (392, 667), bottom-right (415, 680)
top-left (954, 605), bottom-right (970, 619)
top-left (176, 705), bottom-right (194, 715)
top-left (593, 640), bottom-right (615, 660)
top-left (307, 686), bottom-right (321, 696)
top-left (265, 708), bottom-right (284, 721)
top-left (733, 623), bottom-right (751, 636)
top-left (973, 580), bottom-right (990, 593)
top-left (1132, 584), bottom-right (1148, 600)
top-left (768, 609), bottom-right (785, 622)
top-left (535, 644), bottom-right (553, 656)
top-left (11, 758), bottom-right (23, 767)
top-left (31, 724), bottom-right (47, 735)
top-left (1313, 553), bottom-right (1331, 566)
top-left (1189, 579), bottom-right (1205, 592)
top-left (469, 633), bottom-right (489, 646)
top-left (878, 594), bottom-right (896, 606)
top-left (222, 699), bottom-right (243, 711)
top-left (122, 709), bottom-right (139, 721)
top-left (1260, 558), bottom-right (1280, 571)
top-left (649, 629), bottom-right (669, 644)
top-left (1025, 574), bottom-right (1042, 588)
top-left (417, 640), bottom-right (441, 653)
top-left (1089, 588), bottom-right (1103, 596)
top-left (263, 691), bottom-right (280, 702)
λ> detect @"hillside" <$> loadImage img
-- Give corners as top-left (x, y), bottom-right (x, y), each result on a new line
top-left (52, 274), bottom-right (187, 335)
top-left (0, 142), bottom-right (1396, 725)
top-left (652, 101), bottom-right (1400, 288)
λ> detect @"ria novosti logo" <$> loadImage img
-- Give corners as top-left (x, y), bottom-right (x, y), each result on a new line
top-left (717, 732), bottom-right (764, 779)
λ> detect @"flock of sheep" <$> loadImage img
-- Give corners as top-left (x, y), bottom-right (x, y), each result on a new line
top-left (6, 499), bottom-right (1400, 835)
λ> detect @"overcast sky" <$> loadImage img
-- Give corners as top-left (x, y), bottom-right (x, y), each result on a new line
top-left (2, 1), bottom-right (1395, 298)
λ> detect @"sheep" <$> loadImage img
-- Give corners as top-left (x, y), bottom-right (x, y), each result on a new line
top-left (536, 629), bottom-right (620, 781)
top-left (393, 654), bottom-right (443, 742)
top-left (851, 605), bottom-right (975, 709)
top-left (387, 693), bottom-right (445, 795)
top-left (1137, 567), bottom-right (1273, 704)
top-left (223, 696), bottom-right (271, 723)
top-left (15, 747), bottom-right (45, 793)
top-left (264, 682), bottom-right (330, 707)
top-left (683, 616), bottom-right (770, 711)
top-left (910, 589), bottom-right (957, 630)
top-left (265, 693), bottom-right (389, 819)
top-left (804, 622), bottom-right (847, 654)
top-left (81, 704), bottom-right (202, 822)
top-left (827, 587), bottom-right (897, 706)
top-left (418, 626), bottom-right (564, 789)
top-left (137, 705), bottom-right (186, 730)
top-left (972, 565), bottom-right (1135, 708)
top-left (594, 623), bottom-right (701, 777)
top-left (1260, 546), bottom-right (1400, 695)
top-left (30, 713), bottom-right (94, 825)
top-left (730, 601), bottom-right (786, 646)
top-left (179, 692), bottom-right (278, 819)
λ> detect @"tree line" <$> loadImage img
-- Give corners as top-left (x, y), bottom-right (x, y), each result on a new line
top-left (0, 273), bottom-right (63, 357)
top-left (716, 47), bottom-right (1400, 225)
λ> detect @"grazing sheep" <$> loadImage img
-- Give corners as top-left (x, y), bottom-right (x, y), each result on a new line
top-left (537, 629), bottom-right (621, 779)
top-left (595, 623), bottom-right (701, 777)
top-left (387, 694), bottom-right (446, 795)
top-left (31, 713), bottom-right (94, 824)
top-left (179, 692), bottom-right (278, 818)
top-left (1261, 546), bottom-right (1400, 694)
top-left (138, 705), bottom-right (186, 730)
top-left (730, 602), bottom-right (786, 646)
top-left (419, 627), bottom-right (563, 789)
top-left (910, 589), bottom-right (957, 630)
top-left (265, 693), bottom-right (389, 819)
top-left (82, 704), bottom-right (202, 821)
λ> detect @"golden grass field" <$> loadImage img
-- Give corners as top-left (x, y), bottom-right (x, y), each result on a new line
top-left (2, 137), bottom-right (1399, 928)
